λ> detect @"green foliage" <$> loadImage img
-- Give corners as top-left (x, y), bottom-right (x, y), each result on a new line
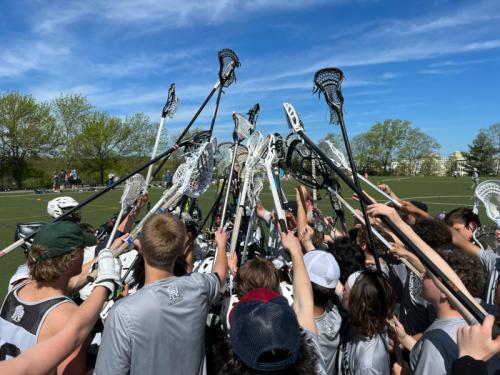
top-left (0, 92), bottom-right (57, 188)
top-left (463, 130), bottom-right (496, 175)
top-left (352, 119), bottom-right (441, 176)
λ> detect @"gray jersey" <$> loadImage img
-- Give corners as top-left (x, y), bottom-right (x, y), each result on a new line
top-left (410, 317), bottom-right (466, 375)
top-left (315, 305), bottom-right (342, 374)
top-left (479, 248), bottom-right (500, 304)
top-left (399, 272), bottom-right (435, 335)
top-left (94, 272), bottom-right (220, 375)
top-left (303, 329), bottom-right (328, 375)
top-left (339, 333), bottom-right (390, 375)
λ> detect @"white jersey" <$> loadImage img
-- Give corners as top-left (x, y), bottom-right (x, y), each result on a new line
top-left (0, 281), bottom-right (73, 360)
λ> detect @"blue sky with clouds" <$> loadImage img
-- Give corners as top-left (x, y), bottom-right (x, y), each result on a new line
top-left (1, 0), bottom-right (499, 155)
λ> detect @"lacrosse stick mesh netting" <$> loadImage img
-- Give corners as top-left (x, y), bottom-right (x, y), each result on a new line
top-left (122, 174), bottom-right (147, 207)
top-left (184, 141), bottom-right (215, 198)
top-left (319, 140), bottom-right (349, 171)
top-left (162, 83), bottom-right (179, 118)
top-left (218, 49), bottom-right (240, 87)
top-left (232, 112), bottom-right (254, 140)
top-left (313, 68), bottom-right (345, 125)
top-left (474, 180), bottom-right (500, 225)
top-left (284, 133), bottom-right (339, 190)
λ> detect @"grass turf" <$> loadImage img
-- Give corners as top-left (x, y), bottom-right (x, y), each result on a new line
top-left (0, 176), bottom-right (485, 301)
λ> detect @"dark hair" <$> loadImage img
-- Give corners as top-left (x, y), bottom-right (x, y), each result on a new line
top-left (413, 218), bottom-right (452, 249)
top-left (356, 226), bottom-right (391, 257)
top-left (444, 208), bottom-right (481, 228)
top-left (327, 237), bottom-right (364, 284)
top-left (311, 282), bottom-right (336, 309)
top-left (348, 271), bottom-right (395, 337)
top-left (438, 248), bottom-right (486, 299)
top-left (234, 258), bottom-right (280, 298)
top-left (216, 330), bottom-right (318, 375)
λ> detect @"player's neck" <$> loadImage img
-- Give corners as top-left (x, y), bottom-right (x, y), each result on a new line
top-left (435, 302), bottom-right (463, 320)
top-left (144, 263), bottom-right (175, 285)
top-left (19, 278), bottom-right (69, 301)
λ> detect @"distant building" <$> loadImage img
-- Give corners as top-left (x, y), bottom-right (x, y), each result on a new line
top-left (390, 150), bottom-right (467, 176)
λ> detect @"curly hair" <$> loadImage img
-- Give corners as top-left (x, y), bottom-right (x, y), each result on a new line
top-left (327, 237), bottom-right (364, 284)
top-left (438, 248), bottom-right (486, 299)
top-left (356, 226), bottom-right (392, 257)
top-left (216, 330), bottom-right (319, 375)
top-left (28, 244), bottom-right (83, 283)
top-left (234, 258), bottom-right (280, 298)
top-left (348, 271), bottom-right (395, 337)
top-left (413, 218), bottom-right (452, 250)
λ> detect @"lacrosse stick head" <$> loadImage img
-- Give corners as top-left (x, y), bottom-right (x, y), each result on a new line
top-left (283, 102), bottom-right (305, 134)
top-left (247, 103), bottom-right (260, 125)
top-left (313, 68), bottom-right (345, 125)
top-left (234, 144), bottom-right (249, 174)
top-left (247, 169), bottom-right (265, 206)
top-left (245, 130), bottom-right (264, 155)
top-left (320, 139), bottom-right (349, 170)
top-left (215, 141), bottom-right (234, 171)
top-left (232, 112), bottom-right (255, 141)
top-left (180, 130), bottom-right (212, 154)
top-left (218, 48), bottom-right (240, 88)
top-left (183, 140), bottom-right (216, 198)
top-left (264, 134), bottom-right (278, 168)
top-left (474, 180), bottom-right (500, 226)
top-left (284, 133), bottom-right (339, 190)
top-left (122, 174), bottom-right (147, 209)
top-left (162, 83), bottom-right (179, 118)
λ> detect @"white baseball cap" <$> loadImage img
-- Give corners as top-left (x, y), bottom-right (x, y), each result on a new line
top-left (304, 250), bottom-right (341, 289)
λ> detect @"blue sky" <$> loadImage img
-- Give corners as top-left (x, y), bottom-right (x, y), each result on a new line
top-left (1, 0), bottom-right (499, 155)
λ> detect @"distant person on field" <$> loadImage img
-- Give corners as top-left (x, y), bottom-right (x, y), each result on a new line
top-left (471, 169), bottom-right (479, 190)
top-left (164, 170), bottom-right (173, 189)
top-left (52, 171), bottom-right (59, 192)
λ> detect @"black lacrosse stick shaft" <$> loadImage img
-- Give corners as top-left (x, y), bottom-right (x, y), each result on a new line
top-left (295, 129), bottom-right (494, 331)
top-left (208, 85), bottom-right (224, 138)
top-left (201, 177), bottom-right (228, 230)
top-left (314, 68), bottom-right (381, 272)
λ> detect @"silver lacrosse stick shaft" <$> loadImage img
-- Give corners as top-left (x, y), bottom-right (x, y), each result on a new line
top-left (146, 115), bottom-right (170, 185)
top-left (219, 142), bottom-right (240, 230)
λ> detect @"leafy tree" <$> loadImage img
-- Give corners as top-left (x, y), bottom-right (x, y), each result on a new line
top-left (463, 130), bottom-right (496, 175)
top-left (123, 113), bottom-right (167, 158)
top-left (419, 155), bottom-right (441, 176)
top-left (484, 123), bottom-right (500, 174)
top-left (0, 93), bottom-right (57, 188)
top-left (51, 94), bottom-right (92, 160)
top-left (397, 128), bottom-right (440, 175)
top-left (70, 112), bottom-right (133, 184)
top-left (352, 119), bottom-right (410, 174)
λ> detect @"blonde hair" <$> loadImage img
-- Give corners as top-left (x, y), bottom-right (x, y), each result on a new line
top-left (28, 245), bottom-right (82, 283)
top-left (141, 214), bottom-right (186, 269)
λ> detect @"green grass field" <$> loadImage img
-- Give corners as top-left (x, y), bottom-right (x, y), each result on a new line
top-left (0, 176), bottom-right (485, 301)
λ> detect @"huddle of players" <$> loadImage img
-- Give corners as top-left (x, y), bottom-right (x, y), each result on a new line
top-left (0, 185), bottom-right (500, 375)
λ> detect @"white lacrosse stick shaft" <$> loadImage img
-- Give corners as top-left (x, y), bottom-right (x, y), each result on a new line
top-left (324, 141), bottom-right (401, 207)
top-left (145, 116), bottom-right (170, 185)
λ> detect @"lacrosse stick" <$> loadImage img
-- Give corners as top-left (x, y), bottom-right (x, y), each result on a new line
top-left (322, 140), bottom-right (401, 207)
top-left (103, 174), bottom-right (147, 251)
top-left (247, 103), bottom-right (260, 125)
top-left (219, 113), bottom-right (255, 230)
top-left (228, 133), bottom-right (268, 256)
top-left (152, 49), bottom-right (240, 179)
top-left (474, 180), bottom-right (500, 226)
top-left (109, 140), bottom-right (215, 259)
top-left (145, 83), bottom-right (178, 186)
top-left (330, 188), bottom-right (421, 277)
top-left (283, 102), bottom-right (493, 331)
top-left (314, 68), bottom-right (383, 272)
top-left (264, 135), bottom-right (288, 233)
top-left (240, 172), bottom-right (265, 264)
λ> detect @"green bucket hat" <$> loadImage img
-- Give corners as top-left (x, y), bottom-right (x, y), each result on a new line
top-left (32, 221), bottom-right (96, 262)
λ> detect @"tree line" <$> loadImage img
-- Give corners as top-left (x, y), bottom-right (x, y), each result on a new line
top-left (1, 92), bottom-right (498, 190)
top-left (0, 92), bottom-right (175, 189)
top-left (320, 119), bottom-right (500, 176)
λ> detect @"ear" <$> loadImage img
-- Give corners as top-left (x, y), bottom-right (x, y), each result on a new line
top-left (468, 221), bottom-right (478, 232)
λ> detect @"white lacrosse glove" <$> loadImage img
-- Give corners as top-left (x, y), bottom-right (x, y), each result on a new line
top-left (94, 248), bottom-right (122, 298)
